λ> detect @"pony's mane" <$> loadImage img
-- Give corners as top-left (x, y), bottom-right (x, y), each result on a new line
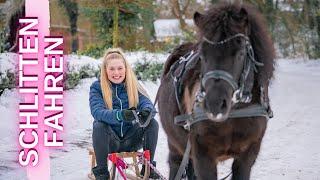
top-left (244, 3), bottom-right (275, 85)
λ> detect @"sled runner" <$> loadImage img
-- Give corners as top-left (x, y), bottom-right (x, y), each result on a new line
top-left (88, 148), bottom-right (150, 180)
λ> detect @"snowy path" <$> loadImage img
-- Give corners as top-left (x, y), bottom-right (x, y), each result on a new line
top-left (252, 60), bottom-right (320, 180)
top-left (0, 59), bottom-right (320, 179)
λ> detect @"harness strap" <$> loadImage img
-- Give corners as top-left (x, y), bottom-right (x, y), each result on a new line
top-left (229, 104), bottom-right (269, 118)
top-left (174, 104), bottom-right (270, 129)
top-left (170, 51), bottom-right (200, 112)
top-left (174, 138), bottom-right (191, 180)
top-left (202, 70), bottom-right (238, 91)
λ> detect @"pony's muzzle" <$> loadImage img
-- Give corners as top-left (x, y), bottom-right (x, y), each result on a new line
top-left (203, 97), bottom-right (230, 122)
top-left (202, 83), bottom-right (233, 122)
top-left (206, 112), bottom-right (228, 122)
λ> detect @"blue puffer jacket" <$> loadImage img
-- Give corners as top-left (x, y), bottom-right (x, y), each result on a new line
top-left (89, 80), bottom-right (156, 138)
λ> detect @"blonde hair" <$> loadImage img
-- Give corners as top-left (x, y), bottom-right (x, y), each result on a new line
top-left (100, 48), bottom-right (149, 109)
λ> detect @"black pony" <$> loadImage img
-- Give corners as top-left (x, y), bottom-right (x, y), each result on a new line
top-left (157, 2), bottom-right (275, 180)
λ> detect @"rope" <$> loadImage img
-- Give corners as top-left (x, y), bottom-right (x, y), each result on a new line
top-left (132, 110), bottom-right (152, 128)
top-left (109, 151), bottom-right (168, 180)
top-left (174, 139), bottom-right (191, 180)
top-left (220, 171), bottom-right (232, 180)
top-left (141, 156), bottom-right (168, 180)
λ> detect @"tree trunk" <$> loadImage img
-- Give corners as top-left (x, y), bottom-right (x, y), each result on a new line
top-left (211, 0), bottom-right (219, 4)
top-left (69, 0), bottom-right (78, 52)
top-left (58, 0), bottom-right (78, 52)
top-left (265, 0), bottom-right (276, 34)
top-left (112, 0), bottom-right (119, 48)
top-left (303, 0), bottom-right (320, 58)
top-left (170, 0), bottom-right (188, 32)
top-left (282, 16), bottom-right (296, 56)
top-left (315, 1), bottom-right (320, 58)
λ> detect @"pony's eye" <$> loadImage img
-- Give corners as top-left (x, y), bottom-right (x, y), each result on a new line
top-left (231, 14), bottom-right (241, 21)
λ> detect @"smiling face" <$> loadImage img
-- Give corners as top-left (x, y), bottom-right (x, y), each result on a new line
top-left (106, 58), bottom-right (126, 84)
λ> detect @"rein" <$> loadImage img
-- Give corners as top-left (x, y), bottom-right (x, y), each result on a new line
top-left (170, 33), bottom-right (273, 179)
top-left (108, 151), bottom-right (168, 180)
top-left (132, 110), bottom-right (152, 128)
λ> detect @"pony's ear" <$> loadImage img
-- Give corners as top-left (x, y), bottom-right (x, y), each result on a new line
top-left (193, 11), bottom-right (204, 27)
top-left (239, 8), bottom-right (248, 20)
top-left (231, 7), bottom-right (248, 22)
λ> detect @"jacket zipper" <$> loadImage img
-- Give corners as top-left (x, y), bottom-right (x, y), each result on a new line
top-left (115, 86), bottom-right (124, 137)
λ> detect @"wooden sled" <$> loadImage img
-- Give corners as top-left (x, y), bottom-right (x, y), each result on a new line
top-left (88, 148), bottom-right (150, 180)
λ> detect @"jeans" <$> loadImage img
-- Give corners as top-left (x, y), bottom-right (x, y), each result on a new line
top-left (92, 119), bottom-right (159, 177)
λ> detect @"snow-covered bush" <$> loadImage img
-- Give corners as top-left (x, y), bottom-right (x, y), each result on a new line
top-left (128, 52), bottom-right (166, 82)
top-left (0, 53), bottom-right (17, 96)
top-left (0, 70), bottom-right (16, 96)
top-left (134, 61), bottom-right (163, 82)
top-left (0, 52), bottom-right (168, 94)
top-left (64, 64), bottom-right (100, 89)
top-left (77, 44), bottom-right (106, 59)
top-left (64, 55), bottom-right (100, 89)
top-left (0, 27), bottom-right (8, 53)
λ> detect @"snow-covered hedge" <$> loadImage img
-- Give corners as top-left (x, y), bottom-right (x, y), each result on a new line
top-left (0, 70), bottom-right (15, 95)
top-left (135, 61), bottom-right (163, 81)
top-left (0, 52), bottom-right (169, 95)
top-left (64, 55), bottom-right (100, 89)
top-left (0, 53), bottom-right (17, 95)
top-left (64, 52), bottom-right (167, 89)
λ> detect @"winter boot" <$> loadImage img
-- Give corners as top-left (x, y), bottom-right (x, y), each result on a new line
top-left (92, 166), bottom-right (109, 180)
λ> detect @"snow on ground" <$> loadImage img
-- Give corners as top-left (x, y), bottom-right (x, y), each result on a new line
top-left (0, 53), bottom-right (17, 72)
top-left (0, 56), bottom-right (320, 179)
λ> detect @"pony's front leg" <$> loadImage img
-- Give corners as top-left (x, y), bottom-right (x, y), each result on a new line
top-left (192, 139), bottom-right (217, 180)
top-left (231, 142), bottom-right (262, 180)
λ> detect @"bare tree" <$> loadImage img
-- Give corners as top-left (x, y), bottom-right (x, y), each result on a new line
top-left (169, 0), bottom-right (191, 32)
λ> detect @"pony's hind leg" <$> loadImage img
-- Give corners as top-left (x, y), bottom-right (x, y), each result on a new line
top-left (231, 142), bottom-right (262, 180)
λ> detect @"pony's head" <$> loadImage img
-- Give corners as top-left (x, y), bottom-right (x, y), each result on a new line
top-left (194, 4), bottom-right (252, 122)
